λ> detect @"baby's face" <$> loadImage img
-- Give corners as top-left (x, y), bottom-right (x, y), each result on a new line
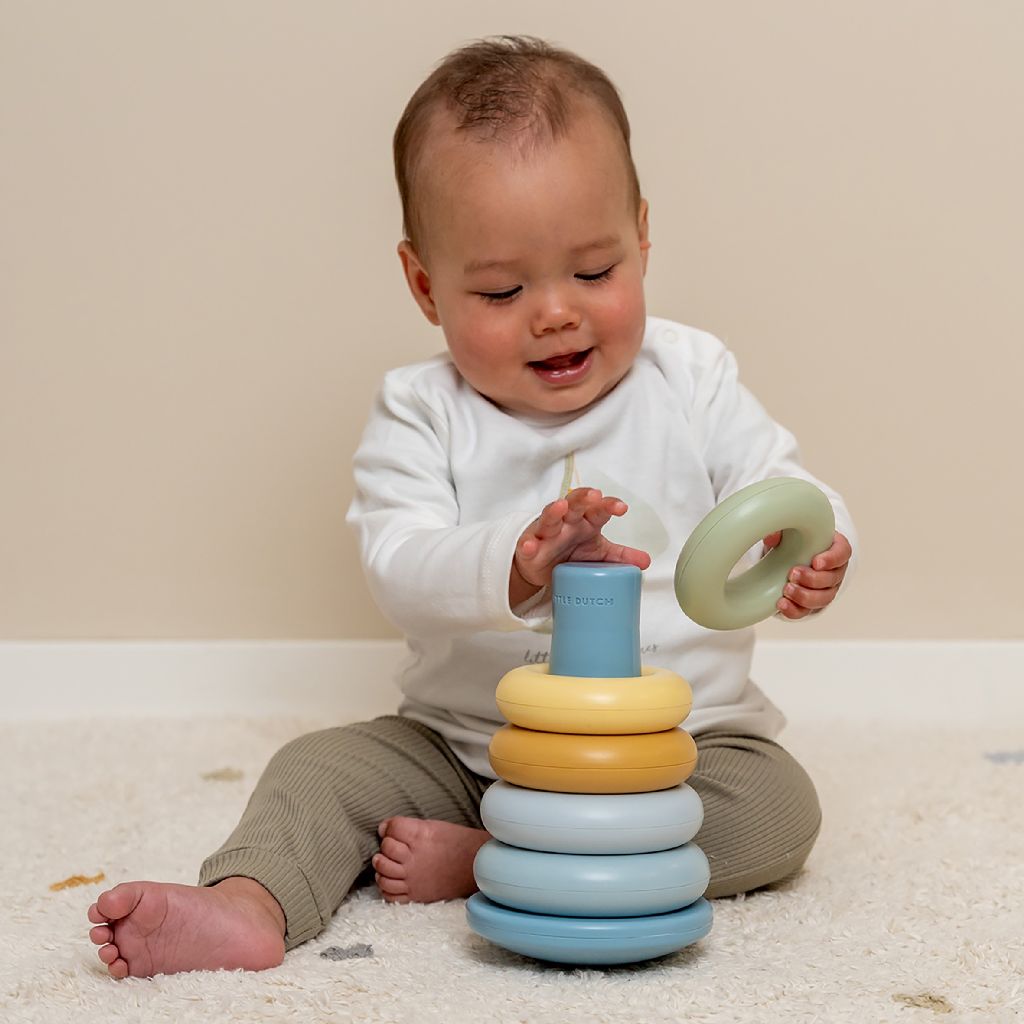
top-left (399, 107), bottom-right (649, 416)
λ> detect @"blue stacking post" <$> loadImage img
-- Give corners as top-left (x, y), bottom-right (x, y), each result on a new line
top-left (549, 563), bottom-right (641, 679)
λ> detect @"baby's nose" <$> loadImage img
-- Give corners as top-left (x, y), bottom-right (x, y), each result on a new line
top-left (531, 290), bottom-right (582, 335)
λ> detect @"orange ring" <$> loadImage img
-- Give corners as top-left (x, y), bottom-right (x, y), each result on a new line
top-left (488, 725), bottom-right (697, 794)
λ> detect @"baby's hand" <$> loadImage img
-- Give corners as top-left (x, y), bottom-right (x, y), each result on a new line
top-left (510, 487), bottom-right (652, 606)
top-left (762, 530), bottom-right (853, 620)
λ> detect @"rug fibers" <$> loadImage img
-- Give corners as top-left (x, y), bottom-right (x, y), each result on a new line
top-left (2, 715), bottom-right (1022, 1024)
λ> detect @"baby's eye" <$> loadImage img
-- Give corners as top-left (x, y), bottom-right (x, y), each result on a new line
top-left (475, 266), bottom-right (615, 304)
top-left (477, 286), bottom-right (522, 304)
top-left (576, 265), bottom-right (616, 284)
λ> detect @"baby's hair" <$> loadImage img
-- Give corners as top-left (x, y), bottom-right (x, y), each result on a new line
top-left (394, 35), bottom-right (642, 256)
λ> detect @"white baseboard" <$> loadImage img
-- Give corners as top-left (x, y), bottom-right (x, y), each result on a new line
top-left (0, 640), bottom-right (407, 722)
top-left (751, 640), bottom-right (1024, 726)
top-left (1, 640), bottom-right (1022, 726)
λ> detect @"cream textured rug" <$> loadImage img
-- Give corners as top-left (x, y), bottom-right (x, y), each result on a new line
top-left (3, 715), bottom-right (1022, 1024)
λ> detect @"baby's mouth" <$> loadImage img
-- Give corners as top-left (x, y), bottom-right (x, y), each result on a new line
top-left (528, 348), bottom-right (594, 383)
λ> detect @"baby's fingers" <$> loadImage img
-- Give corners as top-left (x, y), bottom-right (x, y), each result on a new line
top-left (776, 596), bottom-right (814, 619)
top-left (517, 536), bottom-right (540, 561)
top-left (603, 541), bottom-right (652, 571)
top-left (810, 532), bottom-right (853, 572)
top-left (788, 562), bottom-right (847, 591)
top-left (584, 496), bottom-right (627, 529)
top-left (602, 495), bottom-right (628, 517)
top-left (531, 499), bottom-right (570, 539)
top-left (781, 580), bottom-right (839, 611)
top-left (563, 487), bottom-right (599, 525)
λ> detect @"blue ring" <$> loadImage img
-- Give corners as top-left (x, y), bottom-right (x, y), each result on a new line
top-left (467, 894), bottom-right (713, 965)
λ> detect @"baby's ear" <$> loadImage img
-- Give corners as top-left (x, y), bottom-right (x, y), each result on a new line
top-left (397, 240), bottom-right (441, 326)
top-left (637, 199), bottom-right (651, 271)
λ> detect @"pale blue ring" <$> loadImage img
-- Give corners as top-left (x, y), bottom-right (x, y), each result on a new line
top-left (473, 840), bottom-right (710, 917)
top-left (481, 781), bottom-right (704, 854)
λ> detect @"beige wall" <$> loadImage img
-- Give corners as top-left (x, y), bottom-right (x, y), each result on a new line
top-left (2, 1), bottom-right (1021, 641)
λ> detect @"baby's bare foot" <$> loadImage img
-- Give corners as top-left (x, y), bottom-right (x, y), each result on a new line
top-left (373, 817), bottom-right (491, 903)
top-left (87, 876), bottom-right (286, 979)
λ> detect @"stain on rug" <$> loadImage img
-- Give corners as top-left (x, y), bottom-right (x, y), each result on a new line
top-left (892, 992), bottom-right (954, 1013)
top-left (983, 749), bottom-right (1024, 764)
top-left (201, 767), bottom-right (245, 781)
top-left (49, 872), bottom-right (105, 891)
top-left (320, 944), bottom-right (374, 961)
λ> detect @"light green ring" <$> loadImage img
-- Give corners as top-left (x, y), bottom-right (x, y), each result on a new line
top-left (674, 477), bottom-right (835, 631)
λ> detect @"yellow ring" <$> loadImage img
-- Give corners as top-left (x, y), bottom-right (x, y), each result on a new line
top-left (496, 664), bottom-right (692, 734)
top-left (488, 725), bottom-right (697, 794)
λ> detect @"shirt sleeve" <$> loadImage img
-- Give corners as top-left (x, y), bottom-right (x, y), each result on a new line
top-left (345, 372), bottom-right (545, 638)
top-left (689, 333), bottom-right (859, 605)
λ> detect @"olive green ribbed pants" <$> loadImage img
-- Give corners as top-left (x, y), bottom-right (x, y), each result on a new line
top-left (198, 716), bottom-right (821, 950)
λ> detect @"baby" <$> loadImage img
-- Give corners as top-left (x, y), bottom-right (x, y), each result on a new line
top-left (87, 35), bottom-right (855, 978)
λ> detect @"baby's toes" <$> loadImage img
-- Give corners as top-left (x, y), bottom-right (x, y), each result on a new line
top-left (372, 850), bottom-right (406, 878)
top-left (96, 940), bottom-right (130, 979)
top-left (98, 943), bottom-right (120, 965)
top-left (375, 873), bottom-right (410, 900)
top-left (95, 882), bottom-right (142, 922)
top-left (107, 956), bottom-right (129, 980)
top-left (380, 815), bottom-right (429, 846)
top-left (90, 925), bottom-right (113, 946)
top-left (379, 835), bottom-right (412, 864)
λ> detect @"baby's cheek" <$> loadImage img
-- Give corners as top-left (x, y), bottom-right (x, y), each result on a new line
top-left (607, 269), bottom-right (645, 313)
top-left (595, 286), bottom-right (646, 344)
top-left (446, 314), bottom-right (514, 379)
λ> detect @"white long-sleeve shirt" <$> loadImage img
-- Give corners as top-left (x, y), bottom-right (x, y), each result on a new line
top-left (346, 316), bottom-right (857, 777)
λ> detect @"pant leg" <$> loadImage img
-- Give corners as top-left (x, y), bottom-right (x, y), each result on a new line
top-left (690, 731), bottom-right (822, 899)
top-left (197, 715), bottom-right (490, 950)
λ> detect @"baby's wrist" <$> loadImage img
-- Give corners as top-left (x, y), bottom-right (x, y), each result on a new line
top-left (509, 558), bottom-right (543, 608)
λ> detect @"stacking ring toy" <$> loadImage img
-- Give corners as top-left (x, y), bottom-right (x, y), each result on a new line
top-left (674, 477), bottom-right (835, 630)
top-left (466, 894), bottom-right (713, 965)
top-left (489, 725), bottom-right (697, 794)
top-left (496, 664), bottom-right (692, 734)
top-left (473, 840), bottom-right (710, 916)
top-left (481, 781), bottom-right (704, 854)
